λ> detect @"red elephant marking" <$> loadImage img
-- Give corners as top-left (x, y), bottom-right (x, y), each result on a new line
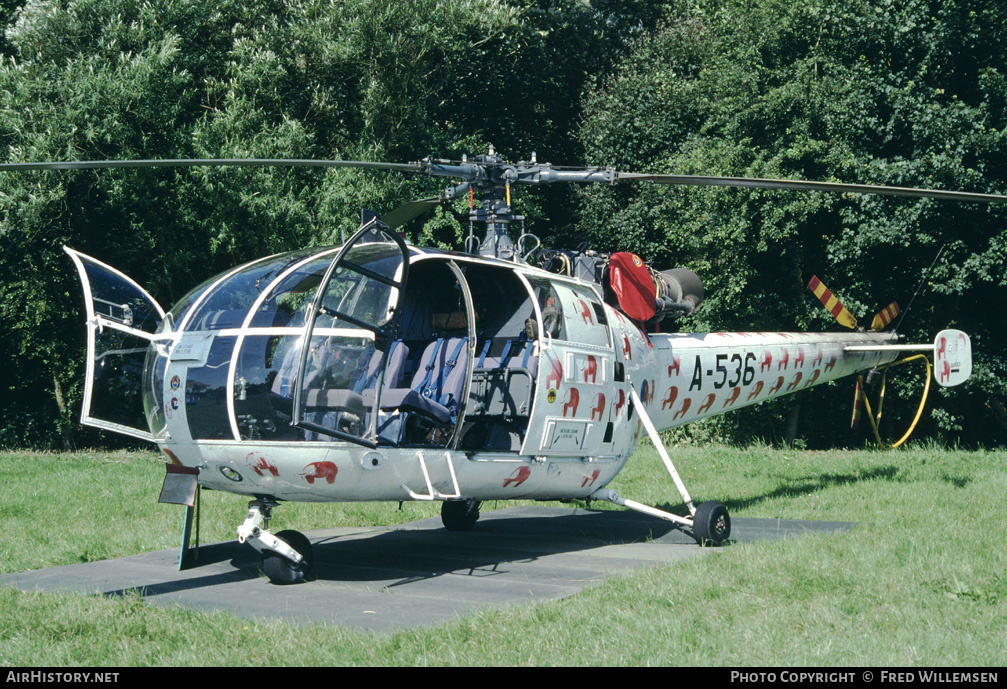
top-left (803, 369), bottom-right (821, 388)
top-left (698, 393), bottom-right (716, 414)
top-left (722, 387), bottom-right (741, 408)
top-left (581, 355), bottom-right (598, 383)
top-left (746, 380), bottom-right (764, 401)
top-left (673, 398), bottom-right (692, 420)
top-left (622, 333), bottom-right (632, 361)
top-left (812, 348), bottom-right (823, 367)
top-left (581, 469), bottom-right (601, 488)
top-left (786, 372), bottom-right (804, 391)
top-left (760, 350), bottom-right (773, 372)
top-left (778, 349), bottom-right (790, 370)
top-left (575, 299), bottom-right (594, 325)
top-left (562, 387), bottom-right (581, 417)
top-left (614, 388), bottom-right (626, 417)
top-left (794, 348), bottom-right (805, 368)
top-left (768, 376), bottom-right (785, 395)
top-left (662, 386), bottom-right (679, 411)
top-left (590, 392), bottom-right (606, 421)
top-left (668, 356), bottom-right (681, 377)
top-left (246, 452), bottom-right (279, 477)
top-left (503, 466), bottom-right (531, 488)
top-left (824, 355), bottom-right (837, 372)
top-left (545, 357), bottom-right (563, 390)
top-left (301, 461), bottom-right (338, 485)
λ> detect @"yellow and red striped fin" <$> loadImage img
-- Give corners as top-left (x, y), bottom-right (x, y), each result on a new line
top-left (807, 275), bottom-right (858, 329)
top-left (870, 301), bottom-right (900, 331)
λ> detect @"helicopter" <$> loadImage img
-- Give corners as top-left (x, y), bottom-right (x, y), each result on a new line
top-left (19, 149), bottom-right (990, 585)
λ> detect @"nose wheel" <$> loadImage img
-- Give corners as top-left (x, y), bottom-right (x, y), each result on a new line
top-left (237, 500), bottom-right (315, 584)
top-left (262, 529), bottom-right (314, 584)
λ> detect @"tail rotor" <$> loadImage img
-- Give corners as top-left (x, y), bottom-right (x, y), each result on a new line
top-left (806, 276), bottom-right (969, 448)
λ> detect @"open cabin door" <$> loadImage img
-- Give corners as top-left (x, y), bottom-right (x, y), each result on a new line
top-left (292, 221), bottom-right (410, 447)
top-left (64, 247), bottom-right (166, 442)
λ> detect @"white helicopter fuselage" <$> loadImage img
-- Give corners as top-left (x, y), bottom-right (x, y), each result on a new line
top-left (160, 320), bottom-right (898, 505)
top-left (67, 240), bottom-right (904, 507)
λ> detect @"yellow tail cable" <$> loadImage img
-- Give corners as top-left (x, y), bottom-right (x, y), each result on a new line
top-left (856, 354), bottom-right (932, 450)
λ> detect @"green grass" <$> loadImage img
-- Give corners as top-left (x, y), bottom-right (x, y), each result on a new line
top-left (1, 443), bottom-right (1004, 665)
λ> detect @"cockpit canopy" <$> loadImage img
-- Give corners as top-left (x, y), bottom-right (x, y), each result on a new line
top-left (164, 244), bottom-right (405, 335)
top-left (68, 224), bottom-right (618, 455)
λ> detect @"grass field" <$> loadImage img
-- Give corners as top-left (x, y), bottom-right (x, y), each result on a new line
top-left (0, 442), bottom-right (1004, 666)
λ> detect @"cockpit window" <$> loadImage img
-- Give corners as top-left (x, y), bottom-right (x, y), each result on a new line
top-left (165, 274), bottom-right (217, 332)
top-left (316, 242), bottom-right (406, 331)
top-left (181, 250), bottom-right (319, 332)
top-left (255, 253), bottom-right (337, 329)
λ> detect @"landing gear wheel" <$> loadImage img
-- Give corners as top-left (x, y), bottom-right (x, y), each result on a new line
top-left (692, 501), bottom-right (731, 547)
top-left (262, 529), bottom-right (314, 584)
top-left (441, 499), bottom-right (481, 531)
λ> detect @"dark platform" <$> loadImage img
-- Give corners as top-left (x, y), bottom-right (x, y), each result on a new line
top-left (0, 506), bottom-right (853, 632)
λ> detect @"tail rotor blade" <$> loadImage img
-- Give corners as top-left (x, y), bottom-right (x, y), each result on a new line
top-left (851, 380), bottom-right (862, 430)
top-left (870, 301), bottom-right (901, 331)
top-left (807, 275), bottom-right (857, 329)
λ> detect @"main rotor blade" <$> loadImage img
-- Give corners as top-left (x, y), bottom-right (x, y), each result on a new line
top-left (616, 172), bottom-right (1007, 203)
top-left (5, 157), bottom-right (1006, 204)
top-left (380, 197), bottom-right (442, 228)
top-left (0, 158), bottom-right (422, 174)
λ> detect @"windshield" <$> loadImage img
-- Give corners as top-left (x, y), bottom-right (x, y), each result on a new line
top-left (166, 248), bottom-right (325, 332)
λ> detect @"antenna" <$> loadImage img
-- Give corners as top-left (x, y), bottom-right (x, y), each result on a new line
top-left (893, 245), bottom-right (945, 333)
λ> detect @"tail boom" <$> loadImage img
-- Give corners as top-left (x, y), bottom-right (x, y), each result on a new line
top-left (643, 331), bottom-right (900, 431)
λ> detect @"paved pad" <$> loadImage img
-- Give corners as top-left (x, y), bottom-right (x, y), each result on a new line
top-left (0, 506), bottom-right (853, 632)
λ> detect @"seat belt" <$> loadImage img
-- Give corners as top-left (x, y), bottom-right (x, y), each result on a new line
top-left (477, 338), bottom-right (492, 369)
top-left (498, 339), bottom-right (513, 369)
top-left (417, 338), bottom-right (444, 398)
top-left (438, 338), bottom-right (468, 406)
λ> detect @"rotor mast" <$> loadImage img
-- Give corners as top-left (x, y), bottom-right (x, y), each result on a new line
top-left (419, 147), bottom-right (616, 261)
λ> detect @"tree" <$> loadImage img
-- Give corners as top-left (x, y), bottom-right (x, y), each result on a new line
top-left (0, 0), bottom-right (655, 447)
top-left (576, 0), bottom-right (1007, 446)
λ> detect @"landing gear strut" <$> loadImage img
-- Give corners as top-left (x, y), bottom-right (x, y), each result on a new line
top-left (591, 387), bottom-right (732, 547)
top-left (237, 499), bottom-right (314, 584)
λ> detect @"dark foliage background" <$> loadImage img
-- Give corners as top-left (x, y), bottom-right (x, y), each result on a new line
top-left (1, 0), bottom-right (1003, 449)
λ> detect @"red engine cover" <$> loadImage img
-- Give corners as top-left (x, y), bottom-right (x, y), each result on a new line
top-left (607, 252), bottom-right (655, 321)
